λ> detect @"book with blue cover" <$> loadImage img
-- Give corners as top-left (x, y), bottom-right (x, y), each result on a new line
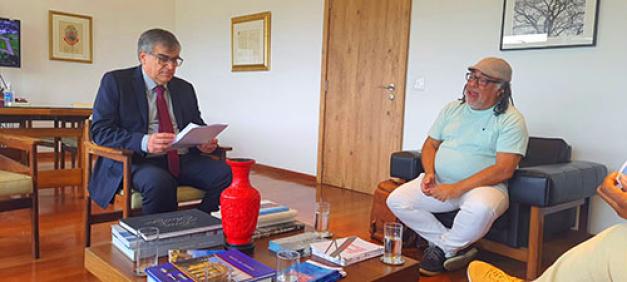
top-left (289, 261), bottom-right (342, 282)
top-left (259, 200), bottom-right (289, 215)
top-left (111, 229), bottom-right (224, 261)
top-left (119, 208), bottom-right (222, 239)
top-left (148, 249), bottom-right (275, 282)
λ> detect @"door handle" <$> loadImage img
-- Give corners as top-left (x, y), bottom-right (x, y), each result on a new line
top-left (379, 83), bottom-right (396, 92)
top-left (379, 83), bottom-right (396, 100)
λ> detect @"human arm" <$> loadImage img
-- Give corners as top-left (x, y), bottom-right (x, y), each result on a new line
top-left (429, 152), bottom-right (521, 201)
top-left (597, 171), bottom-right (627, 219)
top-left (91, 72), bottom-right (145, 153)
top-left (421, 137), bottom-right (441, 195)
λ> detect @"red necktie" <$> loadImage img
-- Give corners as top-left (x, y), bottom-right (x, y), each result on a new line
top-left (155, 85), bottom-right (180, 177)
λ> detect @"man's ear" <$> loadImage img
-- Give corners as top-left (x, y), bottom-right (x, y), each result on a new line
top-left (138, 52), bottom-right (147, 64)
top-left (497, 85), bottom-right (505, 97)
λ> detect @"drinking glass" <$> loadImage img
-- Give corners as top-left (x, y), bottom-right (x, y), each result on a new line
top-left (135, 227), bottom-right (160, 276)
top-left (276, 250), bottom-right (300, 282)
top-left (314, 201), bottom-right (331, 238)
top-left (380, 222), bottom-right (405, 265)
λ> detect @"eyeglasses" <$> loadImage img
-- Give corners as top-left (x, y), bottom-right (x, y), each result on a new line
top-left (149, 52), bottom-right (184, 67)
top-left (465, 72), bottom-right (501, 87)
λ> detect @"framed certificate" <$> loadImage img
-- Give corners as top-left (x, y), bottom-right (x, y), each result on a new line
top-left (231, 12), bottom-right (271, 71)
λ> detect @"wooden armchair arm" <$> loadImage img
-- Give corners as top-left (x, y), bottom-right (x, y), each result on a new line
top-left (84, 141), bottom-right (133, 163)
top-left (0, 134), bottom-right (40, 175)
top-left (204, 145), bottom-right (232, 160)
top-left (0, 134), bottom-right (41, 152)
top-left (83, 140), bottom-right (134, 216)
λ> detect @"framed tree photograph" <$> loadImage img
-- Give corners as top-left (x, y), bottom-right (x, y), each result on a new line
top-left (49, 10), bottom-right (93, 63)
top-left (500, 0), bottom-right (599, 50)
top-left (231, 12), bottom-right (271, 71)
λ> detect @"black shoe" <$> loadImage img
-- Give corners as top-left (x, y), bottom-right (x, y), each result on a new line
top-left (419, 246), bottom-right (445, 276)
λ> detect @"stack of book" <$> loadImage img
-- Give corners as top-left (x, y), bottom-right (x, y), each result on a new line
top-left (212, 200), bottom-right (305, 239)
top-left (111, 209), bottom-right (224, 261)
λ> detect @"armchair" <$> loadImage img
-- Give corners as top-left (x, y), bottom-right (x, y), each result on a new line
top-left (82, 121), bottom-right (231, 247)
top-left (0, 134), bottom-right (40, 258)
top-left (387, 137), bottom-right (606, 279)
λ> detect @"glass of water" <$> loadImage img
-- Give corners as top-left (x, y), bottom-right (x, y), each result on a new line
top-left (314, 201), bottom-right (331, 238)
top-left (276, 250), bottom-right (300, 282)
top-left (380, 222), bottom-right (405, 265)
top-left (135, 227), bottom-right (160, 276)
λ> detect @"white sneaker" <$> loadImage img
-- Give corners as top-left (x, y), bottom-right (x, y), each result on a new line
top-left (443, 247), bottom-right (478, 271)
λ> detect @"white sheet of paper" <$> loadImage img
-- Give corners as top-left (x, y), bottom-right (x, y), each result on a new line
top-left (170, 123), bottom-right (228, 149)
top-left (617, 160), bottom-right (627, 190)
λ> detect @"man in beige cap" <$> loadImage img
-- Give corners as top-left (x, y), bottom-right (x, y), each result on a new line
top-left (388, 57), bottom-right (528, 276)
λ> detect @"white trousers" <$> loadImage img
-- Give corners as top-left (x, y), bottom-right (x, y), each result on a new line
top-left (387, 173), bottom-right (509, 257)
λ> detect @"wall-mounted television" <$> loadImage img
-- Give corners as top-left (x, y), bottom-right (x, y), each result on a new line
top-left (0, 18), bottom-right (20, 68)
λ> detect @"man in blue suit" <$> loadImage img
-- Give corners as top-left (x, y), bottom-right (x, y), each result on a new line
top-left (90, 28), bottom-right (232, 214)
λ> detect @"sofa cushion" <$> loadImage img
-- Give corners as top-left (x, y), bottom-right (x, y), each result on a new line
top-left (117, 186), bottom-right (205, 209)
top-left (520, 137), bottom-right (571, 167)
top-left (0, 170), bottom-right (33, 197)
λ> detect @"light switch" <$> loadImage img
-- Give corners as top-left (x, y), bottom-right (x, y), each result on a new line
top-left (414, 77), bottom-right (425, 91)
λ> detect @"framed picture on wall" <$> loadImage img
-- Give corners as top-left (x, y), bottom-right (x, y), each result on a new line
top-left (500, 0), bottom-right (599, 50)
top-left (49, 10), bottom-right (93, 63)
top-left (231, 11), bottom-right (271, 71)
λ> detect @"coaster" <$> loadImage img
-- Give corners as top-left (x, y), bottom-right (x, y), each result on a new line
top-left (380, 256), bottom-right (406, 265)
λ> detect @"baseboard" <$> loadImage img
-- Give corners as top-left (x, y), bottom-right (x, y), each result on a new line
top-left (252, 163), bottom-right (317, 187)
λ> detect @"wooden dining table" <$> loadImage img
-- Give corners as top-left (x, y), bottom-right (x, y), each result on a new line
top-left (0, 104), bottom-right (92, 190)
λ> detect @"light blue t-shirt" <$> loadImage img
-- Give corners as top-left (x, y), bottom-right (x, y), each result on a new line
top-left (428, 101), bottom-right (528, 184)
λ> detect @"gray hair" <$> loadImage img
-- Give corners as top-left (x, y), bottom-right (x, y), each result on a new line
top-left (137, 28), bottom-right (180, 58)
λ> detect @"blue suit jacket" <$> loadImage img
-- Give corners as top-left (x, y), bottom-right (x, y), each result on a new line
top-left (89, 66), bottom-right (205, 208)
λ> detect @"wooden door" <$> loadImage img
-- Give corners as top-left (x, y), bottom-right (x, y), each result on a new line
top-left (319, 0), bottom-right (411, 194)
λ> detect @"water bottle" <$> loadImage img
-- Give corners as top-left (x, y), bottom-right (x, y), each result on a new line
top-left (3, 89), bottom-right (13, 107)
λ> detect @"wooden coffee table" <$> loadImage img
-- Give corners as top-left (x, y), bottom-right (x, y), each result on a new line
top-left (84, 232), bottom-right (419, 282)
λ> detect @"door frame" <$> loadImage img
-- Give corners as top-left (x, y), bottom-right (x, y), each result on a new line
top-left (316, 0), bottom-right (412, 185)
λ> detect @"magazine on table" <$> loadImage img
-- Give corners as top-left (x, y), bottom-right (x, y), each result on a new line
top-left (310, 236), bottom-right (384, 266)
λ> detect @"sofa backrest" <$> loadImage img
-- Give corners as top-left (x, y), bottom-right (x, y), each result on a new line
top-left (519, 137), bottom-right (571, 168)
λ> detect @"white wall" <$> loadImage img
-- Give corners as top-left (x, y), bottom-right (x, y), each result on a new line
top-left (403, 0), bottom-right (627, 233)
top-left (0, 0), bottom-right (175, 105)
top-left (174, 0), bottom-right (324, 175)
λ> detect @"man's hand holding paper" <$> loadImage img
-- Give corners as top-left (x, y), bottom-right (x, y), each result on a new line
top-left (147, 132), bottom-right (176, 153)
top-left (170, 123), bottom-right (228, 150)
top-left (197, 138), bottom-right (219, 154)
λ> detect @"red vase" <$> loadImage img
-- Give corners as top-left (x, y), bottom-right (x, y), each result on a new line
top-left (220, 158), bottom-right (260, 250)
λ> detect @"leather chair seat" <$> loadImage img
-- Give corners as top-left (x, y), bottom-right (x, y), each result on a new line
top-left (0, 170), bottom-right (33, 196)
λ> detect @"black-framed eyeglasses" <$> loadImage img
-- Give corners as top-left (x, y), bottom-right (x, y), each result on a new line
top-left (149, 52), bottom-right (184, 67)
top-left (465, 72), bottom-right (501, 87)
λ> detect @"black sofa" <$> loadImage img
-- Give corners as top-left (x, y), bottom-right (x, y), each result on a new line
top-left (390, 137), bottom-right (607, 279)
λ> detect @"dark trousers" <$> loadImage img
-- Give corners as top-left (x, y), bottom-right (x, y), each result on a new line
top-left (131, 153), bottom-right (232, 214)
